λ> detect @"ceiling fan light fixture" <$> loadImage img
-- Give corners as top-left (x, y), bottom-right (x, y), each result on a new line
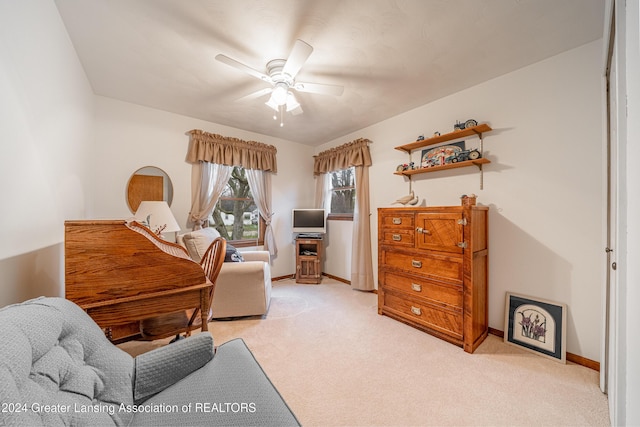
top-left (265, 97), bottom-right (278, 111)
top-left (216, 39), bottom-right (344, 128)
top-left (285, 92), bottom-right (300, 112)
top-left (271, 82), bottom-right (289, 106)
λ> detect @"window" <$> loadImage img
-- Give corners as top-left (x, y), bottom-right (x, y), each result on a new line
top-left (328, 167), bottom-right (355, 220)
top-left (210, 166), bottom-right (265, 247)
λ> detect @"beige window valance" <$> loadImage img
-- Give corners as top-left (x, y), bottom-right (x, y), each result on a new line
top-left (187, 129), bottom-right (278, 172)
top-left (313, 138), bottom-right (372, 175)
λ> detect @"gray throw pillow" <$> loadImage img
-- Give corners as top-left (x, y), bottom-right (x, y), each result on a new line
top-left (224, 244), bottom-right (244, 262)
top-left (133, 333), bottom-right (214, 404)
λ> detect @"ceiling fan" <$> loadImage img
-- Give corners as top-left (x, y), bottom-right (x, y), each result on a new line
top-left (215, 39), bottom-right (344, 126)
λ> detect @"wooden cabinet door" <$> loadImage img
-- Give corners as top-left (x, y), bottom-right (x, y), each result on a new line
top-left (415, 212), bottom-right (464, 254)
top-left (296, 239), bottom-right (322, 284)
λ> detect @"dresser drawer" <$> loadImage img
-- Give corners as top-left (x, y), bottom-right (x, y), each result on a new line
top-left (382, 292), bottom-right (463, 340)
top-left (382, 272), bottom-right (462, 309)
top-left (380, 212), bottom-right (414, 230)
top-left (381, 250), bottom-right (463, 284)
top-left (380, 229), bottom-right (414, 247)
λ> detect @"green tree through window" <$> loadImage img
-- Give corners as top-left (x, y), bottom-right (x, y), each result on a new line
top-left (211, 166), bottom-right (264, 246)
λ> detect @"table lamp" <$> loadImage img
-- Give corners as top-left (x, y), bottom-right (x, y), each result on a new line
top-left (134, 201), bottom-right (180, 241)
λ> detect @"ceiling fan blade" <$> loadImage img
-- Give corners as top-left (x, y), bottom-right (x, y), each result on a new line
top-left (282, 39), bottom-right (313, 78)
top-left (237, 87), bottom-right (273, 102)
top-left (215, 54), bottom-right (272, 83)
top-left (294, 81), bottom-right (344, 96)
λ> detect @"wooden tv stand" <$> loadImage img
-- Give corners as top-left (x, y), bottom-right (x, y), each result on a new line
top-left (295, 237), bottom-right (323, 284)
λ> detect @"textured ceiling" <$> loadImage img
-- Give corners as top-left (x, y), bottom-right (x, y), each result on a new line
top-left (54, 0), bottom-right (604, 146)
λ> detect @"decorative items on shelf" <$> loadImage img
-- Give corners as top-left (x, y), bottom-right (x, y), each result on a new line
top-left (421, 141), bottom-right (466, 168)
top-left (396, 161), bottom-right (416, 172)
top-left (460, 193), bottom-right (477, 206)
top-left (391, 190), bottom-right (419, 206)
top-left (454, 118), bottom-right (478, 131)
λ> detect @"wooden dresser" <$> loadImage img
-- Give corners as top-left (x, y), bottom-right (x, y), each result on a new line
top-left (377, 204), bottom-right (488, 353)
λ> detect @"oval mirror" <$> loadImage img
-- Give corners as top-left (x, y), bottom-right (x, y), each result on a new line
top-left (126, 166), bottom-right (174, 213)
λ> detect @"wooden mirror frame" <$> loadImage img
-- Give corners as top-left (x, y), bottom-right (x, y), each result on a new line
top-left (126, 166), bottom-right (174, 213)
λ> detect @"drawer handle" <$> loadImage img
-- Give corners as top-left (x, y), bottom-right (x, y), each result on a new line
top-left (410, 306), bottom-right (422, 316)
top-left (392, 217), bottom-right (402, 225)
top-left (392, 234), bottom-right (402, 241)
top-left (416, 227), bottom-right (431, 235)
top-left (411, 260), bottom-right (422, 268)
top-left (411, 283), bottom-right (422, 292)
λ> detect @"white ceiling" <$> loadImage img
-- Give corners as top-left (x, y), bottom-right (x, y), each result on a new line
top-left (54, 0), bottom-right (604, 146)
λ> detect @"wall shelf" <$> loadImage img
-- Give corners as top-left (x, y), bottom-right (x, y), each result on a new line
top-left (395, 124), bottom-right (492, 153)
top-left (394, 123), bottom-right (492, 188)
top-left (394, 158), bottom-right (490, 176)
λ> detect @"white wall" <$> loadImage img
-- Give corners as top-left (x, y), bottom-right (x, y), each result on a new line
top-left (322, 220), bottom-right (352, 279)
top-left (319, 40), bottom-right (604, 361)
top-left (90, 97), bottom-right (315, 279)
top-left (0, 0), bottom-right (94, 306)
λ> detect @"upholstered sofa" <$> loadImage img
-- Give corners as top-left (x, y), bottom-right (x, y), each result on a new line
top-left (178, 228), bottom-right (272, 318)
top-left (0, 297), bottom-right (299, 426)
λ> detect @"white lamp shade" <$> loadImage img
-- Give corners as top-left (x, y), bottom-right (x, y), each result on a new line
top-left (134, 201), bottom-right (181, 233)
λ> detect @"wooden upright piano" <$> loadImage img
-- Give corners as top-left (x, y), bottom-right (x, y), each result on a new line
top-left (64, 220), bottom-right (211, 343)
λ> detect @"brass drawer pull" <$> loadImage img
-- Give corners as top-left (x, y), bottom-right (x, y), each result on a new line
top-left (411, 260), bottom-right (422, 268)
top-left (392, 217), bottom-right (402, 225)
top-left (410, 306), bottom-right (422, 316)
top-left (392, 234), bottom-right (402, 241)
top-left (411, 283), bottom-right (422, 292)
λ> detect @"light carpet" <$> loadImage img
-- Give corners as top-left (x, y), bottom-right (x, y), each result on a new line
top-left (119, 279), bottom-right (610, 426)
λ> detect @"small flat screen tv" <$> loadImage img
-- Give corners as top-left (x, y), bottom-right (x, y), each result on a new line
top-left (292, 209), bottom-right (326, 234)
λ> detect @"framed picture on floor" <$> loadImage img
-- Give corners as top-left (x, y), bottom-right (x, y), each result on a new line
top-left (504, 292), bottom-right (567, 363)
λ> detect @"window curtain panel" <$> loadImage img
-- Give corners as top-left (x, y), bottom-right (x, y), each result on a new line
top-left (313, 138), bottom-right (374, 291)
top-left (188, 162), bottom-right (232, 230)
top-left (314, 173), bottom-right (329, 209)
top-left (246, 169), bottom-right (277, 256)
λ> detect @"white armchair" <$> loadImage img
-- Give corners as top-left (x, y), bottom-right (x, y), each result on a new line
top-left (177, 228), bottom-right (272, 319)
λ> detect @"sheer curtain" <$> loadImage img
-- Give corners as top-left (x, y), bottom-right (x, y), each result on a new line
top-left (246, 169), bottom-right (277, 256)
top-left (314, 138), bottom-right (374, 291)
top-left (314, 173), bottom-right (329, 209)
top-left (188, 162), bottom-right (232, 230)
